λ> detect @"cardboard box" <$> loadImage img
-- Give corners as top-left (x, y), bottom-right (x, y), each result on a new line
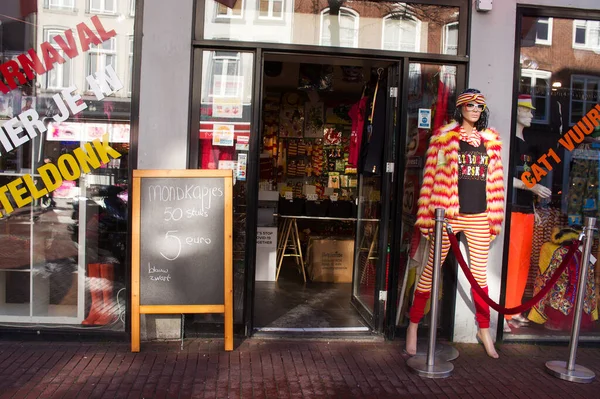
top-left (308, 238), bottom-right (355, 283)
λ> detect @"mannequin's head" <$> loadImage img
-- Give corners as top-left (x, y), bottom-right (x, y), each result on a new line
top-left (516, 94), bottom-right (536, 128)
top-left (453, 88), bottom-right (489, 130)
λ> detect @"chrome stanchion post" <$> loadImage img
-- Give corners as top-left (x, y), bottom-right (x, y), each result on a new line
top-left (545, 216), bottom-right (596, 384)
top-left (407, 208), bottom-right (454, 378)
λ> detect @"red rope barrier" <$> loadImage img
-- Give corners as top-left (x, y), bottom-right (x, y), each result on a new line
top-left (447, 230), bottom-right (580, 315)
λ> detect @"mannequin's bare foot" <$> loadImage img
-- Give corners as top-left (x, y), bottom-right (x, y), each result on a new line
top-left (405, 322), bottom-right (418, 356)
top-left (476, 328), bottom-right (499, 358)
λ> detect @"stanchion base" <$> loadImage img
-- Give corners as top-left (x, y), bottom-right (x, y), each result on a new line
top-left (415, 343), bottom-right (459, 362)
top-left (545, 360), bottom-right (595, 383)
top-left (407, 355), bottom-right (453, 379)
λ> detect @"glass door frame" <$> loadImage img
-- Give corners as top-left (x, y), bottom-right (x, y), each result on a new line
top-left (350, 61), bottom-right (402, 333)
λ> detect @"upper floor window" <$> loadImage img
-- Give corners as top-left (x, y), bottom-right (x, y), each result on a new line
top-left (90, 0), bottom-right (117, 14)
top-left (44, 29), bottom-right (73, 90)
top-left (87, 37), bottom-right (117, 90)
top-left (49, 0), bottom-right (75, 10)
top-left (442, 22), bottom-right (458, 55)
top-left (573, 19), bottom-right (600, 51)
top-left (535, 17), bottom-right (553, 45)
top-left (382, 14), bottom-right (420, 52)
top-left (570, 75), bottom-right (599, 125)
top-left (520, 69), bottom-right (551, 124)
top-left (207, 51), bottom-right (242, 99)
top-left (216, 0), bottom-right (244, 19)
top-left (259, 0), bottom-right (283, 20)
top-left (320, 7), bottom-right (359, 48)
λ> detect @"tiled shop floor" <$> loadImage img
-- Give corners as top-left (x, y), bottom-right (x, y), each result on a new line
top-left (0, 338), bottom-right (599, 398)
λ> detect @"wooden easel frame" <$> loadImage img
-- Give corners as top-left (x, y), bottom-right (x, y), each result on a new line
top-left (131, 169), bottom-right (233, 352)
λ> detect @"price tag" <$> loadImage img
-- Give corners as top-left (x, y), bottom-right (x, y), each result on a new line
top-left (284, 191), bottom-right (293, 200)
top-left (330, 194), bottom-right (338, 202)
top-left (306, 194), bottom-right (318, 201)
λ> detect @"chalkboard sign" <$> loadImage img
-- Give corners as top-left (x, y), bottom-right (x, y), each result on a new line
top-left (139, 176), bottom-right (225, 305)
top-left (131, 170), bottom-right (233, 352)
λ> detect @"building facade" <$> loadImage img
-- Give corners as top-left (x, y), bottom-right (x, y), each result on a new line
top-left (0, 0), bottom-right (599, 345)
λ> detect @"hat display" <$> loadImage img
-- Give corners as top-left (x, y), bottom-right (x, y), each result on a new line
top-left (517, 94), bottom-right (536, 109)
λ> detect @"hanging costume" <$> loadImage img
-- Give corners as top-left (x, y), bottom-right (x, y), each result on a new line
top-left (528, 227), bottom-right (598, 330)
top-left (410, 120), bottom-right (504, 328)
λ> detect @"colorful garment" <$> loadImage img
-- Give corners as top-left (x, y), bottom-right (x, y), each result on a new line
top-left (415, 121), bottom-right (504, 239)
top-left (528, 228), bottom-right (598, 330)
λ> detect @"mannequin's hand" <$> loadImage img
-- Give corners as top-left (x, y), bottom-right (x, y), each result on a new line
top-left (530, 184), bottom-right (551, 199)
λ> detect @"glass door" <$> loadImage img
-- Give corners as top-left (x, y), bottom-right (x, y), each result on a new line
top-left (352, 62), bottom-right (400, 332)
top-left (392, 62), bottom-right (459, 337)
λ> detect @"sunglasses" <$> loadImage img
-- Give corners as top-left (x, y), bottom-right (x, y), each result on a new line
top-left (465, 103), bottom-right (486, 111)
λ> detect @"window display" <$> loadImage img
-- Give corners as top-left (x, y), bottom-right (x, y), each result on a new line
top-left (0, 1), bottom-right (134, 330)
top-left (505, 15), bottom-right (600, 339)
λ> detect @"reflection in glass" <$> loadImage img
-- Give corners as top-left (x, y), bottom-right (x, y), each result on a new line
top-left (395, 63), bottom-right (457, 328)
top-left (506, 15), bottom-right (600, 339)
top-left (203, 1), bottom-right (460, 55)
top-left (198, 50), bottom-right (254, 324)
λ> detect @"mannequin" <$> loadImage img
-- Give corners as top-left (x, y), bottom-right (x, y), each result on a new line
top-left (505, 94), bottom-right (551, 327)
top-left (406, 89), bottom-right (505, 359)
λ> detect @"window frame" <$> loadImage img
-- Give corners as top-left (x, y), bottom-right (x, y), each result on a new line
top-left (257, 0), bottom-right (284, 21)
top-left (130, 0), bottom-right (135, 16)
top-left (89, 0), bottom-right (117, 15)
top-left (43, 28), bottom-right (74, 90)
top-left (215, 0), bottom-right (245, 20)
top-left (442, 21), bottom-right (458, 55)
top-left (569, 74), bottom-right (600, 126)
top-left (572, 19), bottom-right (600, 51)
top-left (319, 7), bottom-right (360, 48)
top-left (49, 0), bottom-right (75, 10)
top-left (381, 13), bottom-right (422, 52)
top-left (535, 17), bottom-right (553, 46)
top-left (86, 36), bottom-right (118, 91)
top-left (520, 68), bottom-right (551, 124)
top-left (206, 51), bottom-right (243, 101)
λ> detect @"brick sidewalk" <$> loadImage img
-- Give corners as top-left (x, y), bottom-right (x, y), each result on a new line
top-left (0, 338), bottom-right (599, 398)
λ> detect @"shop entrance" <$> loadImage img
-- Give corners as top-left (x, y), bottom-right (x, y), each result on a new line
top-left (252, 53), bottom-right (399, 334)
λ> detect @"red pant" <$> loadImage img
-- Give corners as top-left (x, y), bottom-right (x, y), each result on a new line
top-left (409, 213), bottom-right (492, 328)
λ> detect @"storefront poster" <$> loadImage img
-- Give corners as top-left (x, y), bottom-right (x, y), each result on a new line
top-left (47, 122), bottom-right (82, 141)
top-left (111, 124), bottom-right (130, 143)
top-left (85, 123), bottom-right (109, 142)
top-left (418, 108), bottom-right (431, 129)
top-left (212, 75), bottom-right (243, 118)
top-left (212, 124), bottom-right (235, 146)
top-left (237, 153), bottom-right (247, 181)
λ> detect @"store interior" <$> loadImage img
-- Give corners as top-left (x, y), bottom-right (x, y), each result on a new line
top-left (253, 53), bottom-right (393, 332)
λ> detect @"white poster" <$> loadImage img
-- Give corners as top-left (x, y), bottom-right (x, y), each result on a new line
top-left (255, 227), bottom-right (277, 281)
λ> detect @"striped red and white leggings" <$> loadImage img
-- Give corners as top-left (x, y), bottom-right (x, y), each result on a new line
top-left (409, 213), bottom-right (492, 328)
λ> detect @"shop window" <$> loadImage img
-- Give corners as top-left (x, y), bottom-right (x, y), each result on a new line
top-left (519, 69), bottom-right (551, 124)
top-left (43, 29), bottom-right (73, 90)
top-left (86, 37), bottom-right (117, 91)
top-left (49, 0), bottom-right (75, 10)
top-left (319, 7), bottom-right (359, 48)
top-left (442, 22), bottom-right (458, 55)
top-left (535, 17), bottom-right (553, 45)
top-left (570, 75), bottom-right (600, 125)
top-left (573, 19), bottom-right (600, 51)
top-left (382, 13), bottom-right (421, 52)
top-left (258, 0), bottom-right (283, 20)
top-left (216, 0), bottom-right (245, 19)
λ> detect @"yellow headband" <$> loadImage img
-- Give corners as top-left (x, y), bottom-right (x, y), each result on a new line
top-left (456, 93), bottom-right (486, 107)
